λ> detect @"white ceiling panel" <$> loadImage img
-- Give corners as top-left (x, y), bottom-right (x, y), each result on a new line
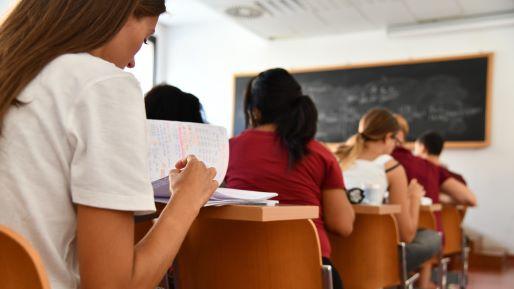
top-left (350, 0), bottom-right (416, 26)
top-left (402, 0), bottom-right (463, 20)
top-left (191, 0), bottom-right (514, 39)
top-left (457, 0), bottom-right (514, 15)
top-left (319, 6), bottom-right (376, 33)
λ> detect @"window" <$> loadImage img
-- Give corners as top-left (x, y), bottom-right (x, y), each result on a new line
top-left (130, 36), bottom-right (157, 95)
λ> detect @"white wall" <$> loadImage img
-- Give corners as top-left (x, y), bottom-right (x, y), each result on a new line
top-left (165, 19), bottom-right (514, 253)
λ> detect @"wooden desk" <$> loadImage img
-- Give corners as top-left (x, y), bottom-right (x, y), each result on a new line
top-left (198, 204), bottom-right (318, 221)
top-left (330, 204), bottom-right (403, 289)
top-left (174, 205), bottom-right (324, 289)
top-left (353, 204), bottom-right (401, 215)
top-left (421, 204), bottom-right (443, 212)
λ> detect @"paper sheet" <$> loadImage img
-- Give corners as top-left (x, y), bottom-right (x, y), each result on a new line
top-left (147, 120), bottom-right (229, 192)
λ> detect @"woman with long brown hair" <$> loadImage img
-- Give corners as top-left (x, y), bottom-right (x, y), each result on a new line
top-left (336, 108), bottom-right (441, 289)
top-left (0, 1), bottom-right (217, 289)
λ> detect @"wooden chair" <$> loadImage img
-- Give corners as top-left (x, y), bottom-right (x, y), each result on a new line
top-left (441, 204), bottom-right (470, 289)
top-left (329, 205), bottom-right (418, 289)
top-left (0, 226), bottom-right (51, 289)
top-left (418, 204), bottom-right (452, 289)
top-left (173, 205), bottom-right (330, 289)
top-left (420, 203), bottom-right (471, 288)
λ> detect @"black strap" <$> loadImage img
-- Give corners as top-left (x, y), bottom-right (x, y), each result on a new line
top-left (385, 162), bottom-right (401, 173)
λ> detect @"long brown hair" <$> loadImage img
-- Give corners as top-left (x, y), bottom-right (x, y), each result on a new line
top-left (336, 108), bottom-right (400, 170)
top-left (0, 0), bottom-right (166, 133)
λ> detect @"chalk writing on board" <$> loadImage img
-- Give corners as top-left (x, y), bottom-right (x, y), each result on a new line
top-left (234, 56), bottom-right (489, 143)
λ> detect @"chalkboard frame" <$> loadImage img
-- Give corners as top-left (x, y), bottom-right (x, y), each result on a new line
top-left (232, 53), bottom-right (493, 149)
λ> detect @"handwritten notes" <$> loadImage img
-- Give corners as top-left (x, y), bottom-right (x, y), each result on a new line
top-left (147, 120), bottom-right (229, 187)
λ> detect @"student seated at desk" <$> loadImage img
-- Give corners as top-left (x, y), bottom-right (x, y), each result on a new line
top-left (0, 2), bottom-right (217, 289)
top-left (414, 130), bottom-right (467, 185)
top-left (336, 108), bottom-right (440, 289)
top-left (392, 115), bottom-right (476, 208)
top-left (145, 84), bottom-right (206, 123)
top-left (225, 68), bottom-right (355, 289)
top-left (392, 115), bottom-right (477, 288)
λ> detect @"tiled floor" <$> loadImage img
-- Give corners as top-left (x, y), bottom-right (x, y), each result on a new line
top-left (467, 268), bottom-right (514, 289)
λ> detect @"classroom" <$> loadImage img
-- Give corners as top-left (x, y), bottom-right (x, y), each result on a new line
top-left (0, 1), bottom-right (513, 289)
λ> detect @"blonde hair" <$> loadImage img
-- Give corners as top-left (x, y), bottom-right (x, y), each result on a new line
top-left (336, 108), bottom-right (400, 170)
top-left (0, 0), bottom-right (166, 134)
top-left (394, 114), bottom-right (410, 136)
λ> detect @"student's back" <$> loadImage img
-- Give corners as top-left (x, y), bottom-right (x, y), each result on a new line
top-left (414, 130), bottom-right (468, 186)
top-left (392, 146), bottom-right (450, 204)
top-left (225, 68), bottom-right (354, 289)
top-left (342, 156), bottom-right (390, 199)
top-left (227, 129), bottom-right (342, 257)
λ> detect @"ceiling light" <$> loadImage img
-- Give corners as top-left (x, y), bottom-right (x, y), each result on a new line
top-left (225, 5), bottom-right (263, 19)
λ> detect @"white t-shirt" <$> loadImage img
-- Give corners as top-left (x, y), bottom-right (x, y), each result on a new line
top-left (343, 155), bottom-right (392, 201)
top-left (0, 53), bottom-right (155, 289)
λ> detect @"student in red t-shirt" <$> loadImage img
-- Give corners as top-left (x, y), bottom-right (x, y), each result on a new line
top-left (225, 68), bottom-right (355, 289)
top-left (392, 115), bottom-right (476, 289)
top-left (393, 115), bottom-right (476, 207)
top-left (414, 130), bottom-right (472, 205)
top-left (414, 130), bottom-right (467, 185)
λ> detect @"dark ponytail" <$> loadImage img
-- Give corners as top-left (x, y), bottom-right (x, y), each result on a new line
top-left (244, 68), bottom-right (318, 167)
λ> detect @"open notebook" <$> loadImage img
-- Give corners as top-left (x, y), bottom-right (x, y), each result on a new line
top-left (147, 120), bottom-right (278, 207)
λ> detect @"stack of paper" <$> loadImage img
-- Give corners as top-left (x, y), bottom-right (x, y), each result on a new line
top-left (147, 120), bottom-right (279, 207)
top-left (155, 188), bottom-right (279, 207)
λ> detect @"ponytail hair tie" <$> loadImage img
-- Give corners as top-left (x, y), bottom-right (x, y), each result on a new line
top-left (359, 132), bottom-right (371, 141)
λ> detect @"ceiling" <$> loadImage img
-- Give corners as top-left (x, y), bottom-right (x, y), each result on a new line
top-left (166, 0), bottom-right (514, 39)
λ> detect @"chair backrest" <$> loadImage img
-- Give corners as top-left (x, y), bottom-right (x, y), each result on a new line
top-left (441, 204), bottom-right (464, 255)
top-left (418, 210), bottom-right (438, 230)
top-left (329, 214), bottom-right (402, 289)
top-left (174, 218), bottom-right (324, 289)
top-left (0, 226), bottom-right (51, 289)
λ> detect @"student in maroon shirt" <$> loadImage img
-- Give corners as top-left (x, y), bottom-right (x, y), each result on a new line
top-left (393, 115), bottom-right (476, 208)
top-left (392, 115), bottom-right (476, 289)
top-left (225, 68), bottom-right (355, 289)
top-left (414, 130), bottom-right (467, 185)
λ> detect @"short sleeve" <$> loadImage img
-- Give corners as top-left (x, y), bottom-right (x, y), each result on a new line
top-left (437, 165), bottom-right (452, 186)
top-left (320, 148), bottom-right (345, 190)
top-left (67, 74), bottom-right (155, 213)
top-left (450, 170), bottom-right (467, 185)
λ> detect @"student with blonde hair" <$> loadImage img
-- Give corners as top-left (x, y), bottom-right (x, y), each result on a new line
top-left (336, 108), bottom-right (441, 289)
top-left (0, 1), bottom-right (217, 289)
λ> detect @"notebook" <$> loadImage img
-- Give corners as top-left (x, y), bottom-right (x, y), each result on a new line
top-left (147, 120), bottom-right (278, 207)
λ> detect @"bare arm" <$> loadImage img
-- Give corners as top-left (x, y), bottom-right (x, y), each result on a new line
top-left (323, 188), bottom-right (355, 237)
top-left (441, 177), bottom-right (477, 206)
top-left (78, 156), bottom-right (218, 289)
top-left (386, 161), bottom-right (422, 243)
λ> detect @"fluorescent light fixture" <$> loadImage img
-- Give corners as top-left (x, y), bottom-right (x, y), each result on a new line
top-left (388, 11), bottom-right (514, 37)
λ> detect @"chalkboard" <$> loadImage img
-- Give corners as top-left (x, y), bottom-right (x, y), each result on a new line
top-left (233, 54), bottom-right (492, 148)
